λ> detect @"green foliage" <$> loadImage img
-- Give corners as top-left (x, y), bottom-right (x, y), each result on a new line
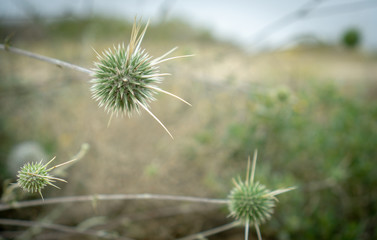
top-left (46, 17), bottom-right (132, 40)
top-left (223, 82), bottom-right (377, 239)
top-left (1, 16), bottom-right (217, 44)
top-left (0, 16), bottom-right (219, 52)
top-left (342, 28), bottom-right (361, 49)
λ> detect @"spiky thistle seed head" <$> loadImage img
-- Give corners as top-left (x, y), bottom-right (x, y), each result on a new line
top-left (17, 157), bottom-right (69, 199)
top-left (228, 180), bottom-right (275, 225)
top-left (227, 151), bottom-right (295, 240)
top-left (91, 41), bottom-right (159, 116)
top-left (90, 19), bottom-right (192, 138)
top-left (17, 161), bottom-right (51, 194)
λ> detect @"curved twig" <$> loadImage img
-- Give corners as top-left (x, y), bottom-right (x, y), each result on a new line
top-left (176, 221), bottom-right (241, 240)
top-left (0, 193), bottom-right (229, 211)
top-left (0, 218), bottom-right (125, 240)
top-left (0, 44), bottom-right (92, 74)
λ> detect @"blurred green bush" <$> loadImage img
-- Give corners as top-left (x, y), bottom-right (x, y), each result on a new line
top-left (341, 28), bottom-right (361, 49)
top-left (223, 82), bottom-right (377, 239)
top-left (0, 16), bottom-right (217, 45)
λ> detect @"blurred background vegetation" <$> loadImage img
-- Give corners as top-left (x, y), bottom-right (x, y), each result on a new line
top-left (0, 4), bottom-right (377, 240)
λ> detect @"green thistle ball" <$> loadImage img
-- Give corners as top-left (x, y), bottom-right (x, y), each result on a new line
top-left (17, 161), bottom-right (50, 194)
top-left (90, 20), bottom-right (192, 138)
top-left (16, 156), bottom-right (69, 199)
top-left (228, 180), bottom-right (276, 225)
top-left (91, 43), bottom-right (159, 116)
top-left (227, 152), bottom-right (295, 240)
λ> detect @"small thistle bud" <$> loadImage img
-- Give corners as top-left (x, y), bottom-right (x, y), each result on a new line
top-left (91, 18), bottom-right (192, 138)
top-left (17, 156), bottom-right (80, 199)
top-left (17, 161), bottom-right (52, 194)
top-left (227, 150), bottom-right (295, 240)
top-left (228, 180), bottom-right (275, 225)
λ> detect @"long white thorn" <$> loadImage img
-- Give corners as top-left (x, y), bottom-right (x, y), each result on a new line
top-left (135, 19), bottom-right (150, 52)
top-left (141, 73), bottom-right (171, 78)
top-left (136, 100), bottom-right (174, 139)
top-left (246, 155), bottom-right (251, 186)
top-left (46, 181), bottom-right (62, 189)
top-left (251, 149), bottom-right (258, 183)
top-left (245, 220), bottom-right (250, 240)
top-left (255, 224), bottom-right (262, 240)
top-left (154, 47), bottom-right (178, 62)
top-left (107, 112), bottom-right (114, 128)
top-left (43, 156), bottom-right (57, 168)
top-left (44, 175), bottom-right (68, 183)
top-left (39, 191), bottom-right (44, 201)
top-left (147, 86), bottom-right (192, 106)
top-left (269, 187), bottom-right (297, 197)
top-left (151, 54), bottom-right (194, 65)
top-left (47, 157), bottom-right (81, 172)
top-left (91, 46), bottom-right (101, 58)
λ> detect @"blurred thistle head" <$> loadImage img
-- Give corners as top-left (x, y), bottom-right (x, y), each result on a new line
top-left (90, 18), bottom-right (192, 139)
top-left (17, 157), bottom-right (67, 199)
top-left (228, 150), bottom-right (295, 240)
top-left (16, 150), bottom-right (85, 200)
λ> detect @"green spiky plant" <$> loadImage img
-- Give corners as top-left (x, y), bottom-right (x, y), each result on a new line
top-left (17, 157), bottom-right (74, 200)
top-left (91, 18), bottom-right (192, 138)
top-left (228, 150), bottom-right (295, 240)
top-left (16, 143), bottom-right (89, 200)
top-left (0, 18), bottom-right (297, 240)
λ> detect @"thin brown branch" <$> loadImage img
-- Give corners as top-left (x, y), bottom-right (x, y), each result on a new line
top-left (0, 193), bottom-right (229, 211)
top-left (176, 221), bottom-right (241, 240)
top-left (0, 218), bottom-right (124, 239)
top-left (0, 44), bottom-right (92, 74)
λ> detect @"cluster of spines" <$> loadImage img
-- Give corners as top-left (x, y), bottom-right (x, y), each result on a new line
top-left (17, 157), bottom-right (67, 199)
top-left (90, 19), bottom-right (192, 138)
top-left (227, 151), bottom-right (295, 240)
top-left (91, 43), bottom-right (159, 116)
top-left (228, 179), bottom-right (275, 225)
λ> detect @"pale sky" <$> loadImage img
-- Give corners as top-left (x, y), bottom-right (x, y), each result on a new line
top-left (1, 0), bottom-right (377, 51)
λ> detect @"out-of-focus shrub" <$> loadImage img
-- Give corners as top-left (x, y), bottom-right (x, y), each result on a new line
top-left (222, 82), bottom-right (377, 239)
top-left (341, 28), bottom-right (361, 49)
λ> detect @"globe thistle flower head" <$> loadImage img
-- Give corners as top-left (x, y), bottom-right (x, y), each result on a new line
top-left (17, 157), bottom-right (67, 199)
top-left (91, 19), bottom-right (192, 138)
top-left (228, 150), bottom-right (295, 240)
top-left (228, 179), bottom-right (275, 225)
